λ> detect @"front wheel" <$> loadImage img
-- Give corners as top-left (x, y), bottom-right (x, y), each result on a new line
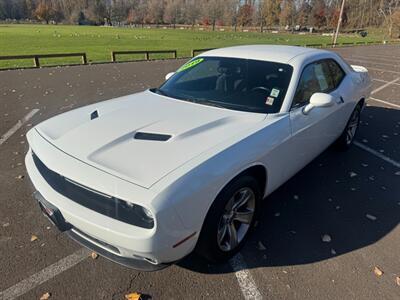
top-left (195, 176), bottom-right (260, 263)
top-left (335, 102), bottom-right (362, 150)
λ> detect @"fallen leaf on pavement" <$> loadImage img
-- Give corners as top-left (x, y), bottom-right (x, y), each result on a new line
top-left (396, 276), bottom-right (400, 286)
top-left (30, 235), bottom-right (38, 242)
top-left (125, 292), bottom-right (142, 300)
top-left (91, 252), bottom-right (98, 259)
top-left (322, 234), bottom-right (332, 243)
top-left (374, 266), bottom-right (383, 276)
top-left (16, 175), bottom-right (24, 180)
top-left (40, 292), bottom-right (51, 300)
top-left (366, 214), bottom-right (377, 221)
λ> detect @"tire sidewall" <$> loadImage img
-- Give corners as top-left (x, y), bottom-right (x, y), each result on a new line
top-left (196, 175), bottom-right (261, 262)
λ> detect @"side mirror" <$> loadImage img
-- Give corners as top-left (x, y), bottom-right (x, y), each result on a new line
top-left (303, 93), bottom-right (335, 115)
top-left (165, 72), bottom-right (175, 81)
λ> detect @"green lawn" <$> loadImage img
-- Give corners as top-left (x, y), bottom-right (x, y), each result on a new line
top-left (0, 24), bottom-right (385, 69)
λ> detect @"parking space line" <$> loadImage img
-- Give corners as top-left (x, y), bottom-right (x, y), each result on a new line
top-left (349, 55), bottom-right (399, 63)
top-left (0, 248), bottom-right (90, 300)
top-left (364, 67), bottom-right (400, 75)
top-left (0, 109), bottom-right (39, 146)
top-left (371, 78), bottom-right (400, 95)
top-left (345, 57), bottom-right (398, 69)
top-left (354, 141), bottom-right (400, 168)
top-left (369, 97), bottom-right (400, 109)
top-left (372, 78), bottom-right (400, 86)
top-left (229, 253), bottom-right (262, 300)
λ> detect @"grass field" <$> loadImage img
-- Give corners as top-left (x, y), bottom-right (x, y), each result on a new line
top-left (0, 24), bottom-right (386, 69)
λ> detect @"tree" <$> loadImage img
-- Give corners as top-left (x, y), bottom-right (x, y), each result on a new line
top-left (378, 0), bottom-right (400, 38)
top-left (310, 0), bottom-right (327, 28)
top-left (183, 0), bottom-right (200, 28)
top-left (205, 0), bottom-right (224, 31)
top-left (146, 0), bottom-right (164, 26)
top-left (237, 3), bottom-right (254, 27)
top-left (280, 0), bottom-right (295, 27)
top-left (263, 0), bottom-right (281, 28)
top-left (164, 0), bottom-right (183, 28)
top-left (34, 0), bottom-right (54, 24)
top-left (393, 9), bottom-right (400, 36)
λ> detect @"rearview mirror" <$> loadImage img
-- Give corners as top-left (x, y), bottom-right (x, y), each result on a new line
top-left (165, 72), bottom-right (174, 81)
top-left (303, 93), bottom-right (335, 115)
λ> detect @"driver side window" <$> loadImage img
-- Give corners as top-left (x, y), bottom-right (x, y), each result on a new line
top-left (292, 60), bottom-right (334, 108)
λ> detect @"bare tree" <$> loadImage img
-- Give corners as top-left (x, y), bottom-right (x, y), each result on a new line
top-left (378, 0), bottom-right (400, 38)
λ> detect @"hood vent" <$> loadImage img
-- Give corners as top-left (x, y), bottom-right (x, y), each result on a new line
top-left (90, 110), bottom-right (99, 120)
top-left (134, 132), bottom-right (171, 141)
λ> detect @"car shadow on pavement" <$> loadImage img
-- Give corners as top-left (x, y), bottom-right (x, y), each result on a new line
top-left (178, 105), bottom-right (400, 274)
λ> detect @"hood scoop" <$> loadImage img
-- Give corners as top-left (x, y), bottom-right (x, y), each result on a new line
top-left (134, 132), bottom-right (171, 141)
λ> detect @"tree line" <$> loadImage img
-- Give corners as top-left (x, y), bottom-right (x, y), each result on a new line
top-left (1, 0), bottom-right (399, 34)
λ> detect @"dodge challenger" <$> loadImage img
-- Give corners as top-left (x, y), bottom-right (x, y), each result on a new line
top-left (25, 45), bottom-right (372, 271)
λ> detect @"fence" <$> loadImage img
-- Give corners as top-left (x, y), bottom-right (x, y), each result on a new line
top-left (0, 53), bottom-right (87, 69)
top-left (0, 41), bottom-right (399, 71)
top-left (111, 50), bottom-right (177, 62)
top-left (191, 48), bottom-right (216, 57)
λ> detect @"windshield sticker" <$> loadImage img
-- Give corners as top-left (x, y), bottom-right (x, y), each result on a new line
top-left (266, 97), bottom-right (275, 105)
top-left (270, 88), bottom-right (280, 97)
top-left (176, 58), bottom-right (204, 73)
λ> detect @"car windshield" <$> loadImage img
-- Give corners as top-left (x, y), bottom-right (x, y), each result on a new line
top-left (153, 56), bottom-right (293, 113)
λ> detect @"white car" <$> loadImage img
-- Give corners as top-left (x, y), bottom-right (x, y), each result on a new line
top-left (25, 45), bottom-right (371, 271)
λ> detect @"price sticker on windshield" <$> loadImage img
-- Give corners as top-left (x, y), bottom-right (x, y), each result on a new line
top-left (176, 58), bottom-right (204, 73)
top-left (270, 88), bottom-right (280, 97)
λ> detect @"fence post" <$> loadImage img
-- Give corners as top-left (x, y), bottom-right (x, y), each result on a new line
top-left (173, 50), bottom-right (177, 58)
top-left (82, 53), bottom-right (87, 64)
top-left (145, 52), bottom-right (149, 60)
top-left (33, 56), bottom-right (40, 68)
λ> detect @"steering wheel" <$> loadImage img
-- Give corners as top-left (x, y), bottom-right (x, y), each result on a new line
top-left (251, 86), bottom-right (270, 94)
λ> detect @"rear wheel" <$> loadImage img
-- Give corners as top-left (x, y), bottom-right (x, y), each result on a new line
top-left (196, 176), bottom-right (260, 262)
top-left (336, 102), bottom-right (362, 150)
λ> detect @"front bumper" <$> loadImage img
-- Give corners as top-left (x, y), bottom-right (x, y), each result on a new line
top-left (25, 131), bottom-right (198, 269)
top-left (33, 190), bottom-right (168, 271)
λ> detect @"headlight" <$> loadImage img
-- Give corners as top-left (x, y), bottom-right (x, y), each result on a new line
top-left (122, 201), bottom-right (154, 229)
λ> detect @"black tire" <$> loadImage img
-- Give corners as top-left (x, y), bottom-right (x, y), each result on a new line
top-left (195, 175), bottom-right (261, 263)
top-left (335, 102), bottom-right (363, 150)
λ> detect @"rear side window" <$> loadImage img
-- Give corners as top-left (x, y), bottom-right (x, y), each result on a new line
top-left (326, 59), bottom-right (346, 88)
top-left (292, 61), bottom-right (334, 108)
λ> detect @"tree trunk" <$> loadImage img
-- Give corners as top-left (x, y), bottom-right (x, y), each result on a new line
top-left (212, 20), bottom-right (215, 31)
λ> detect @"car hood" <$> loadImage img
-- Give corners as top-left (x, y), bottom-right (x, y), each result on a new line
top-left (35, 90), bottom-right (265, 188)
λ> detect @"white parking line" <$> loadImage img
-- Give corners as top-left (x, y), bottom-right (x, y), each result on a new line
top-left (372, 78), bottom-right (400, 86)
top-left (0, 248), bottom-right (90, 300)
top-left (365, 67), bottom-right (400, 75)
top-left (0, 109), bottom-right (39, 146)
top-left (354, 141), bottom-right (400, 168)
top-left (369, 97), bottom-right (400, 109)
top-left (371, 78), bottom-right (400, 95)
top-left (346, 57), bottom-right (398, 69)
top-left (350, 55), bottom-right (399, 64)
top-left (230, 253), bottom-right (263, 300)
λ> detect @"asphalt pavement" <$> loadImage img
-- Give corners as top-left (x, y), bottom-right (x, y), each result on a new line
top-left (0, 44), bottom-right (399, 300)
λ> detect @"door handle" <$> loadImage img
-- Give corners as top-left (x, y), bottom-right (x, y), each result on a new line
top-left (339, 96), bottom-right (345, 103)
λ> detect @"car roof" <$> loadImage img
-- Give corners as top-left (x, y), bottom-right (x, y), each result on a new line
top-left (200, 45), bottom-right (328, 64)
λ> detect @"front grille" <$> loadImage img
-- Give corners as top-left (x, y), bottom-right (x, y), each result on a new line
top-left (32, 152), bottom-right (153, 228)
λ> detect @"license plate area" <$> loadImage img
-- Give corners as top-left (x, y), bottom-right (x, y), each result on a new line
top-left (34, 191), bottom-right (71, 232)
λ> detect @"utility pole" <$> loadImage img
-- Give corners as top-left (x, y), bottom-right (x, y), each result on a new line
top-left (333, 0), bottom-right (346, 47)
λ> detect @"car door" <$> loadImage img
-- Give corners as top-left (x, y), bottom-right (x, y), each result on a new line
top-left (284, 59), bottom-right (346, 178)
